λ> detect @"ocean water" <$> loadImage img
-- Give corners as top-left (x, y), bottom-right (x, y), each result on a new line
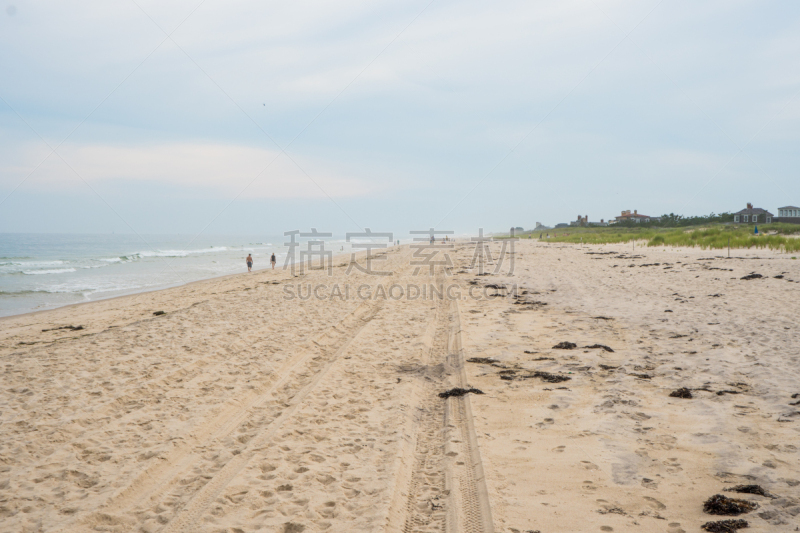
top-left (0, 233), bottom-right (364, 317)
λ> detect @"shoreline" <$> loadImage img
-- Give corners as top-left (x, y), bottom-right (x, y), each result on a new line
top-left (0, 246), bottom-right (387, 322)
top-left (3, 240), bottom-right (792, 322)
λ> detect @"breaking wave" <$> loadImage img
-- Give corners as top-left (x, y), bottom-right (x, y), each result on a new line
top-left (22, 268), bottom-right (77, 275)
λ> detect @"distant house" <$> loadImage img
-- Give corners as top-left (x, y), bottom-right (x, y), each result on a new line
top-left (571, 215), bottom-right (609, 227)
top-left (776, 206), bottom-right (800, 224)
top-left (615, 210), bottom-right (655, 223)
top-left (570, 215), bottom-right (589, 227)
top-left (733, 203), bottom-right (773, 224)
top-left (554, 223), bottom-right (569, 229)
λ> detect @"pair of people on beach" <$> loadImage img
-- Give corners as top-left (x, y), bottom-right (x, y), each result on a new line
top-left (246, 253), bottom-right (277, 272)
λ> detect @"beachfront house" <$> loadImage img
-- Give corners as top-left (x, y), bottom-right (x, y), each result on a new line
top-left (733, 203), bottom-right (773, 224)
top-left (571, 215), bottom-right (609, 227)
top-left (615, 210), bottom-right (655, 223)
top-left (776, 206), bottom-right (800, 224)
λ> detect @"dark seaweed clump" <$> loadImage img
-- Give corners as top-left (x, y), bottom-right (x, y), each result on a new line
top-left (584, 344), bottom-right (614, 352)
top-left (552, 342), bottom-right (577, 350)
top-left (701, 519), bottom-right (749, 532)
top-left (724, 485), bottom-right (769, 497)
top-left (153, 311), bottom-right (166, 316)
top-left (740, 273), bottom-right (762, 280)
top-left (703, 494), bottom-right (758, 515)
top-left (531, 371), bottom-right (571, 383)
top-left (670, 388), bottom-right (693, 399)
top-left (438, 388), bottom-right (484, 399)
top-left (466, 357), bottom-right (498, 364)
top-left (42, 325), bottom-right (84, 332)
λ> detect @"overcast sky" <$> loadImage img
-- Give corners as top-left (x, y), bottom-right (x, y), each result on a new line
top-left (1, 0), bottom-right (799, 235)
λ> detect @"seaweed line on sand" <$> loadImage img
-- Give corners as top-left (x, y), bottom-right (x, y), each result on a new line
top-left (438, 387), bottom-right (484, 399)
top-left (703, 494), bottom-right (758, 516)
top-left (701, 519), bottom-right (749, 532)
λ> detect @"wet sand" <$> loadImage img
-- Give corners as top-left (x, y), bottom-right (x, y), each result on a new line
top-left (1, 242), bottom-right (798, 532)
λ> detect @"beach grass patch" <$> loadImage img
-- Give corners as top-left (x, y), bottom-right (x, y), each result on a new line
top-left (535, 223), bottom-right (800, 253)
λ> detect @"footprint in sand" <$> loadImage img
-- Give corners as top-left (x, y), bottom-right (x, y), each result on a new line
top-left (581, 460), bottom-right (599, 470)
top-left (662, 458), bottom-right (682, 473)
top-left (643, 496), bottom-right (665, 510)
top-left (641, 478), bottom-right (658, 489)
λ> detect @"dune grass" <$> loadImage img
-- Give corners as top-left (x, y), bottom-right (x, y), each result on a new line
top-left (527, 224), bottom-right (800, 253)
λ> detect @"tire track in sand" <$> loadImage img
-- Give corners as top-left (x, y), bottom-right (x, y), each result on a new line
top-left (399, 285), bottom-right (449, 533)
top-left (387, 274), bottom-right (494, 533)
top-left (443, 295), bottom-right (494, 533)
top-left (152, 298), bottom-right (385, 533)
top-left (61, 299), bottom-right (382, 533)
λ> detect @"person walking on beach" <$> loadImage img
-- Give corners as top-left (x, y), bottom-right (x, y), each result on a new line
top-left (270, 253), bottom-right (276, 269)
top-left (246, 254), bottom-right (253, 272)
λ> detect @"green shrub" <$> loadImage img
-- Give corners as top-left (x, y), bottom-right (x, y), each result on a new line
top-left (545, 223), bottom-right (800, 253)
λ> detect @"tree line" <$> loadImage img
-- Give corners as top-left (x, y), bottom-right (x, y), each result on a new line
top-left (611, 212), bottom-right (735, 228)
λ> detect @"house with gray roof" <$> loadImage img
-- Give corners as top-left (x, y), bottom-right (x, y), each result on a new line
top-left (733, 203), bottom-right (773, 224)
top-left (776, 206), bottom-right (800, 224)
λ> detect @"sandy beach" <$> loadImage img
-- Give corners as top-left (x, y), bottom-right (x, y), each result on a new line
top-left (1, 241), bottom-right (799, 533)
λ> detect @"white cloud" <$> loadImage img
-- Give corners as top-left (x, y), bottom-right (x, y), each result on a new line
top-left (1, 142), bottom-right (383, 199)
top-left (2, 0), bottom-right (800, 232)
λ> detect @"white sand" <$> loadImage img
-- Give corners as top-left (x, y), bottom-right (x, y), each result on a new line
top-left (1, 242), bottom-right (798, 532)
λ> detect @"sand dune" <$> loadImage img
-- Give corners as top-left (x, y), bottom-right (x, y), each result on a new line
top-left (1, 242), bottom-right (798, 532)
